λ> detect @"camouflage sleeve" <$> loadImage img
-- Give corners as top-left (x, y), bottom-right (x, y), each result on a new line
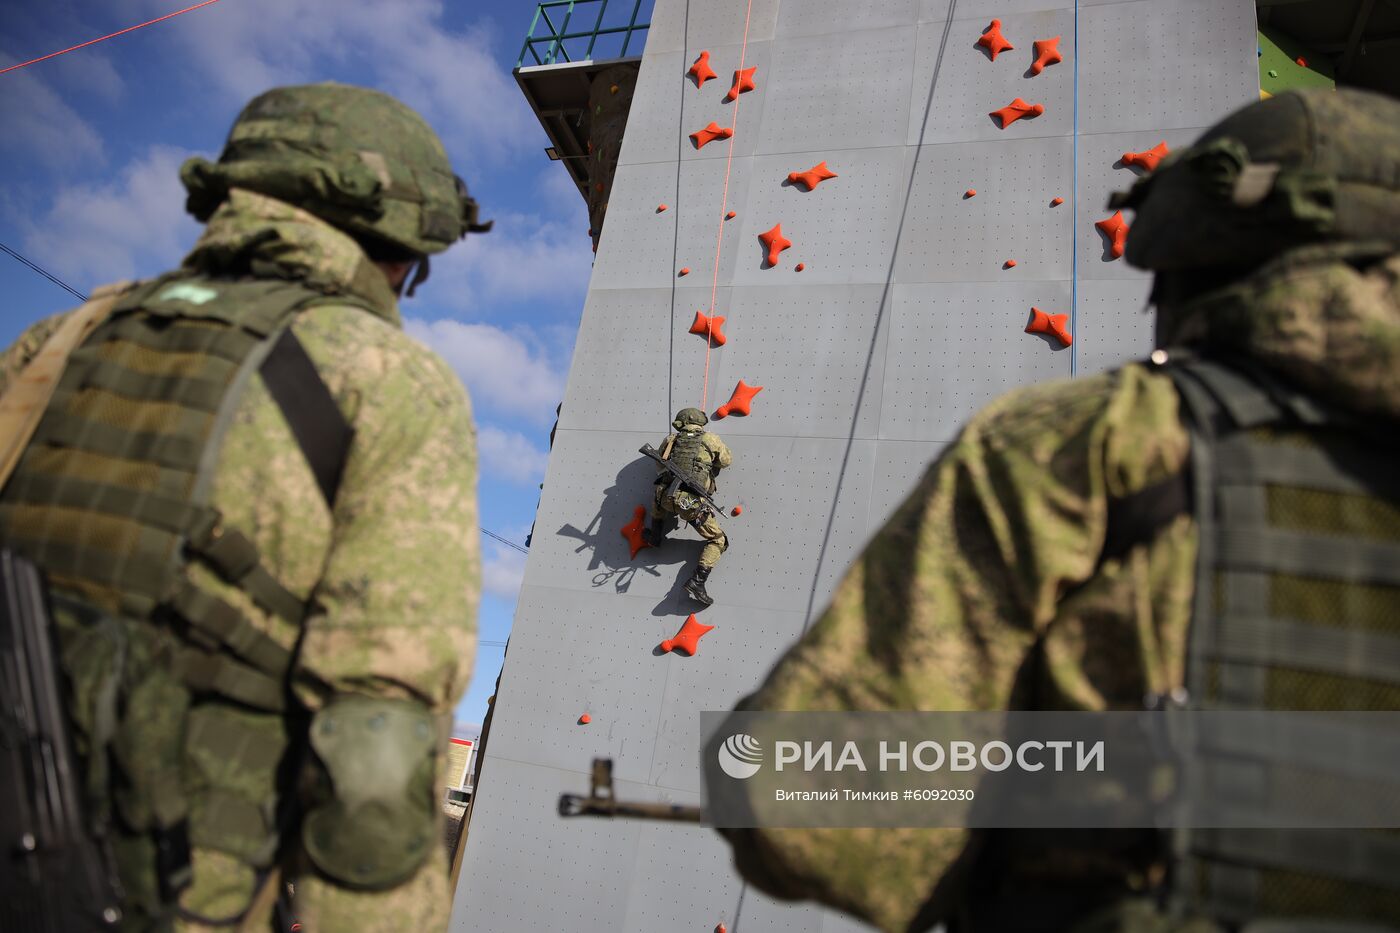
top-left (717, 368), bottom-right (1187, 932)
top-left (0, 312), bottom-right (67, 397)
top-left (710, 434), bottom-right (733, 471)
top-left (290, 318), bottom-right (481, 714)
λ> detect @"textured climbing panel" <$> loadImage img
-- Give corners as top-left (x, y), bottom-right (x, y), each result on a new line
top-left (786, 161), bottom-right (838, 191)
top-left (714, 380), bottom-right (763, 419)
top-left (688, 50), bottom-right (718, 87)
top-left (724, 66), bottom-right (758, 102)
top-left (660, 614), bottom-right (716, 656)
top-left (757, 223), bottom-right (792, 266)
top-left (458, 2), bottom-right (1260, 931)
top-left (1121, 141), bottom-right (1170, 172)
top-left (689, 311), bottom-right (729, 346)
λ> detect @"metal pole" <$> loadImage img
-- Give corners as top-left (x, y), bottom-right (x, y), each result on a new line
top-left (585, 0), bottom-right (608, 60)
top-left (620, 0), bottom-right (643, 57)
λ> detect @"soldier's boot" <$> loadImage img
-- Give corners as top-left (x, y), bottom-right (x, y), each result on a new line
top-left (641, 516), bottom-right (667, 547)
top-left (684, 566), bottom-right (714, 607)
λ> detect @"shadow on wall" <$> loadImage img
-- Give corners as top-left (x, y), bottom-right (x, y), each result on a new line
top-left (555, 456), bottom-right (703, 600)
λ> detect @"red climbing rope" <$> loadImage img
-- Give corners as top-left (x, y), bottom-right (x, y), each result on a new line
top-left (700, 0), bottom-right (757, 411)
top-left (0, 1), bottom-right (224, 76)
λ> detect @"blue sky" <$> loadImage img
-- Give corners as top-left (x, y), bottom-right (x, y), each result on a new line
top-left (0, 0), bottom-right (639, 731)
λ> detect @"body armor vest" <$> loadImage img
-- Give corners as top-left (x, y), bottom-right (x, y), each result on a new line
top-left (666, 430), bottom-right (714, 492)
top-left (1165, 357), bottom-right (1400, 930)
top-left (0, 273), bottom-right (359, 924)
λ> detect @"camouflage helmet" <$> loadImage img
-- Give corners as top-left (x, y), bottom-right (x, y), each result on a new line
top-left (673, 408), bottom-right (709, 431)
top-left (179, 82), bottom-right (491, 258)
top-left (1111, 87), bottom-right (1400, 272)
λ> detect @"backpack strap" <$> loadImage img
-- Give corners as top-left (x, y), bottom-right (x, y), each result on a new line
top-left (258, 329), bottom-right (354, 510)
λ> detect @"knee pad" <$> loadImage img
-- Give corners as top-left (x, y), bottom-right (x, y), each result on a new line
top-left (302, 696), bottom-right (440, 889)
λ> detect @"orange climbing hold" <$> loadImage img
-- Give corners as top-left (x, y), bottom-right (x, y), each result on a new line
top-left (689, 311), bottom-right (728, 346)
top-left (1296, 56), bottom-right (1307, 67)
top-left (1051, 196), bottom-right (1064, 206)
top-left (1095, 210), bottom-right (1129, 260)
top-left (795, 262), bottom-right (805, 271)
top-left (1004, 259), bottom-right (1017, 269)
top-left (690, 121), bottom-right (734, 149)
top-left (991, 98), bottom-right (1045, 128)
top-left (679, 267), bottom-right (691, 276)
top-left (657, 203), bottom-right (668, 212)
top-left (787, 161), bottom-right (838, 191)
top-left (716, 925), bottom-right (728, 933)
top-left (1030, 36), bottom-right (1063, 74)
top-left (578, 713), bottom-right (592, 725)
top-left (977, 19), bottom-right (1014, 60)
top-left (621, 505), bottom-right (652, 559)
top-left (1121, 141), bottom-right (1170, 172)
top-left (758, 223), bottom-right (792, 267)
top-left (731, 505), bottom-right (743, 516)
top-left (724, 66), bottom-right (757, 102)
top-left (714, 380), bottom-right (763, 419)
top-left (964, 188), bottom-right (977, 198)
top-left (1026, 307), bottom-right (1073, 347)
top-left (725, 210), bottom-right (736, 220)
top-left (688, 50), bottom-right (717, 87)
top-left (660, 614), bottom-right (715, 656)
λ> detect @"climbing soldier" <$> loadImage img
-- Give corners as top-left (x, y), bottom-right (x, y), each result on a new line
top-left (643, 407), bottom-right (732, 607)
top-left (710, 88), bottom-right (1400, 932)
top-left (0, 83), bottom-right (486, 931)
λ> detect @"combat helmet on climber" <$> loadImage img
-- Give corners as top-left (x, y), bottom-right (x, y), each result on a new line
top-left (643, 407), bottom-right (733, 607)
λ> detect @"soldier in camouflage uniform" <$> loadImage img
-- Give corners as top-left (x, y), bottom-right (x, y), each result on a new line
top-left (712, 89), bottom-right (1400, 932)
top-left (643, 407), bottom-right (732, 606)
top-left (0, 83), bottom-right (486, 931)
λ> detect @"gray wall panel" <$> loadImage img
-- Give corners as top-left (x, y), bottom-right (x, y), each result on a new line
top-left (880, 281), bottom-right (1073, 442)
top-left (458, 2), bottom-right (1258, 930)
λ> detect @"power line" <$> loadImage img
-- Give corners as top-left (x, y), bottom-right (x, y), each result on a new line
top-left (0, 0), bottom-right (224, 76)
top-left (2, 240), bottom-right (533, 556)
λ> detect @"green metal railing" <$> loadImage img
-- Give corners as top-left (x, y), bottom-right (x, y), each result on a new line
top-left (516, 0), bottom-right (650, 68)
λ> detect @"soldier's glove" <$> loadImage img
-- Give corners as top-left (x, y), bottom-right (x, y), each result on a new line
top-left (301, 696), bottom-right (440, 889)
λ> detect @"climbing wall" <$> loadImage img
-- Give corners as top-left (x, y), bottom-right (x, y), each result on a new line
top-left (453, 1), bottom-right (1258, 930)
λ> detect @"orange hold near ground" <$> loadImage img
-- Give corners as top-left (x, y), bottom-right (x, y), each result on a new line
top-left (964, 188), bottom-right (976, 198)
top-left (679, 267), bottom-right (691, 276)
top-left (787, 161), bottom-right (838, 191)
top-left (660, 614), bottom-right (715, 656)
top-left (1095, 210), bottom-right (1130, 259)
top-left (758, 223), bottom-right (792, 267)
top-left (578, 713), bottom-right (592, 725)
top-left (714, 380), bottom-right (763, 418)
top-left (724, 66), bottom-right (758, 102)
top-left (990, 98), bottom-right (1045, 128)
top-left (1121, 140), bottom-right (1170, 172)
top-left (977, 19), bottom-right (1014, 60)
top-left (1030, 36), bottom-right (1063, 74)
top-left (1051, 196), bottom-right (1064, 206)
top-left (688, 50), bottom-right (718, 87)
top-left (621, 505), bottom-right (652, 559)
top-left (689, 311), bottom-right (728, 346)
top-left (1026, 307), bottom-right (1073, 347)
top-left (690, 121), bottom-right (734, 149)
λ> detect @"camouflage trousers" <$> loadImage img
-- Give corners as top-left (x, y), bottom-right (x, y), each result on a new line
top-left (653, 486), bottom-right (728, 569)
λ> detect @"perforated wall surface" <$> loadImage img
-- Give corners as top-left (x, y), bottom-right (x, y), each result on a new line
top-left (454, 2), bottom-right (1257, 930)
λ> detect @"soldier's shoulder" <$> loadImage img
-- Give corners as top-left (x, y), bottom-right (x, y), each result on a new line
top-left (291, 305), bottom-right (470, 415)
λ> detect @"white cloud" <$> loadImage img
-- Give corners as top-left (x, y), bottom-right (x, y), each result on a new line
top-left (428, 205), bottom-right (593, 310)
top-left (123, 0), bottom-right (536, 170)
top-left (477, 425), bottom-right (549, 486)
top-left (404, 318), bottom-right (567, 426)
top-left (481, 541), bottom-right (527, 597)
top-left (0, 63), bottom-right (104, 171)
top-left (50, 51), bottom-right (126, 104)
top-left (22, 145), bottom-right (202, 285)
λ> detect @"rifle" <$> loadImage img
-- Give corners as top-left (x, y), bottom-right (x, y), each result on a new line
top-left (558, 758), bottom-right (704, 823)
top-left (1, 548), bottom-right (124, 931)
top-left (638, 443), bottom-right (725, 517)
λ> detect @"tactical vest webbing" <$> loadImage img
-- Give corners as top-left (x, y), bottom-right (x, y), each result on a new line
top-left (667, 430), bottom-right (713, 491)
top-left (0, 273), bottom-right (358, 921)
top-left (1166, 357), bottom-right (1400, 929)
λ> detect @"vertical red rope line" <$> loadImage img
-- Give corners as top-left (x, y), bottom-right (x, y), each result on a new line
top-left (700, 0), bottom-right (757, 411)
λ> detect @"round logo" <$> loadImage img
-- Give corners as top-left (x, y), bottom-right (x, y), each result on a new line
top-left (717, 733), bottom-right (763, 779)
